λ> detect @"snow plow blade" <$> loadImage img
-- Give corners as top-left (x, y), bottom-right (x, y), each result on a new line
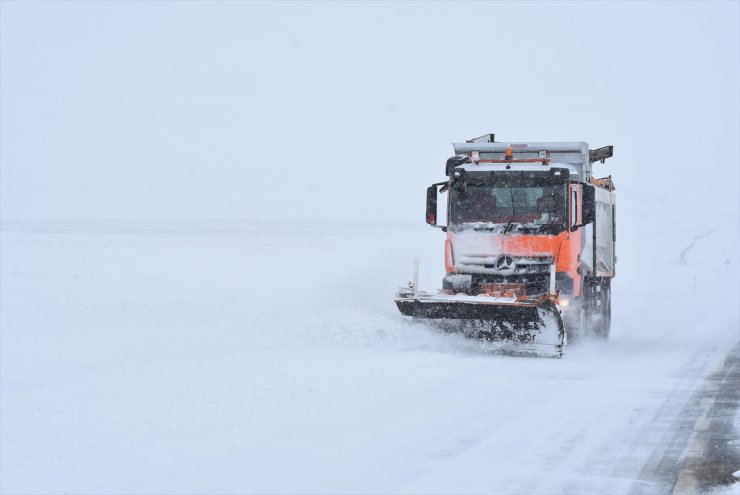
top-left (395, 289), bottom-right (565, 358)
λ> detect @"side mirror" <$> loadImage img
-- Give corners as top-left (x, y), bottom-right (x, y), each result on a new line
top-left (426, 185), bottom-right (438, 225)
top-left (582, 184), bottom-right (596, 225)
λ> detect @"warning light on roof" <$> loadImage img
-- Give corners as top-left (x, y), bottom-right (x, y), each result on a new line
top-left (505, 147), bottom-right (513, 160)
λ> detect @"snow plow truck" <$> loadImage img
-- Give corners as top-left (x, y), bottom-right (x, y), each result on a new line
top-left (395, 134), bottom-right (616, 358)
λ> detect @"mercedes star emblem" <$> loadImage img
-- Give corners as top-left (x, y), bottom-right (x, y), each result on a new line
top-left (495, 255), bottom-right (516, 275)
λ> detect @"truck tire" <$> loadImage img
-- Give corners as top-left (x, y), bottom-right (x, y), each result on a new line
top-left (563, 303), bottom-right (586, 344)
top-left (593, 286), bottom-right (611, 341)
top-left (582, 278), bottom-right (611, 341)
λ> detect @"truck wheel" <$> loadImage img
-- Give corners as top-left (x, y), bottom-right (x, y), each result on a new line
top-left (593, 287), bottom-right (611, 341)
top-left (563, 304), bottom-right (585, 344)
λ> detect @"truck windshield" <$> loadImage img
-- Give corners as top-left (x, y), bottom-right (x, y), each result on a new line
top-left (450, 183), bottom-right (567, 233)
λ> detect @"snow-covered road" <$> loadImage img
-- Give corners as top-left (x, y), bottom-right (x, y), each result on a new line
top-left (1, 192), bottom-right (738, 494)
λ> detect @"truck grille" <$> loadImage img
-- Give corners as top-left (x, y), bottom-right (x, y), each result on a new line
top-left (456, 254), bottom-right (553, 276)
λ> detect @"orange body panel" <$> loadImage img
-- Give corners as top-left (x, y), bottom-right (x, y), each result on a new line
top-left (444, 240), bottom-right (454, 273)
top-left (446, 230), bottom-right (583, 296)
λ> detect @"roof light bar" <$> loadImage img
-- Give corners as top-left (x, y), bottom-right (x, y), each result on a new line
top-left (473, 150), bottom-right (552, 165)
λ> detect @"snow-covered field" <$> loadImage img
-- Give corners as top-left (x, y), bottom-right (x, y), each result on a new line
top-left (1, 190), bottom-right (738, 494)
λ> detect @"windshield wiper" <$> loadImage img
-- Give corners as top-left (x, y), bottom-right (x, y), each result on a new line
top-left (517, 223), bottom-right (542, 232)
top-left (503, 188), bottom-right (516, 234)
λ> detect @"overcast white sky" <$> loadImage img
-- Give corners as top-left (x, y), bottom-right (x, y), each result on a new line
top-left (1, 1), bottom-right (738, 223)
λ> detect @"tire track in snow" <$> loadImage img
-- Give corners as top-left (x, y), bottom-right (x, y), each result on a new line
top-left (678, 231), bottom-right (715, 265)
